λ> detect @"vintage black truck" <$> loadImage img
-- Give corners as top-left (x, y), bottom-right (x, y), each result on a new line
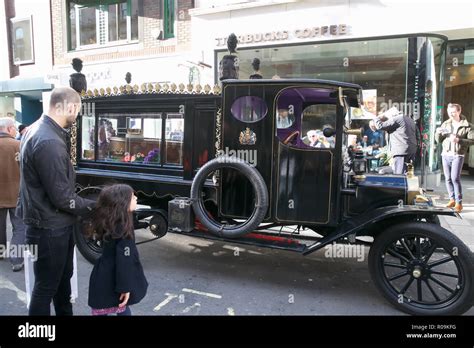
top-left (73, 79), bottom-right (474, 315)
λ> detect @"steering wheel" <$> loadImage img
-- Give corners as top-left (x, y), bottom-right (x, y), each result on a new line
top-left (283, 131), bottom-right (299, 145)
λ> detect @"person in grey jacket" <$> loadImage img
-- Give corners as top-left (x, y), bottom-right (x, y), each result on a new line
top-left (16, 87), bottom-right (95, 315)
top-left (370, 107), bottom-right (417, 174)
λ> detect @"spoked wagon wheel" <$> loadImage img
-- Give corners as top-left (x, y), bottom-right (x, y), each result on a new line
top-left (73, 187), bottom-right (103, 264)
top-left (369, 222), bottom-right (474, 315)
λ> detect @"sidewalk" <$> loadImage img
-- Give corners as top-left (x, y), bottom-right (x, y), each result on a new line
top-left (428, 172), bottom-right (474, 251)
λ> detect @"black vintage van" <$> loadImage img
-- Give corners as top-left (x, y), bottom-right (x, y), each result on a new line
top-left (73, 79), bottom-right (474, 315)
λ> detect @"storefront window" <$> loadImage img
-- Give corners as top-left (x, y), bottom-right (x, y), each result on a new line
top-left (218, 34), bottom-right (447, 177)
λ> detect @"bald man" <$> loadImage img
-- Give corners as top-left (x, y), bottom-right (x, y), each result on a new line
top-left (16, 87), bottom-right (95, 316)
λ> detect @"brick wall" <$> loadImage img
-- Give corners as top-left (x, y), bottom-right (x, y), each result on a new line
top-left (51, 0), bottom-right (63, 66)
top-left (52, 0), bottom-right (194, 66)
top-left (177, 0), bottom-right (193, 47)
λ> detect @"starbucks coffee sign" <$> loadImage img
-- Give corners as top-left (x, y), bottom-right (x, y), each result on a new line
top-left (216, 24), bottom-right (349, 46)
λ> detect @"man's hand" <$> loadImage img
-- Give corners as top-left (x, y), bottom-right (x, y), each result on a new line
top-left (449, 134), bottom-right (459, 143)
top-left (119, 292), bottom-right (130, 307)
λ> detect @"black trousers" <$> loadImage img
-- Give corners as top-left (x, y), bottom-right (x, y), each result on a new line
top-left (26, 225), bottom-right (75, 316)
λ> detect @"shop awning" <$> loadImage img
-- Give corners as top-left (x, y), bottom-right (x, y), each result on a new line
top-left (0, 77), bottom-right (53, 94)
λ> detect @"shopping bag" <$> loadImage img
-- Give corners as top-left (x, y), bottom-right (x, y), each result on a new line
top-left (24, 247), bottom-right (79, 308)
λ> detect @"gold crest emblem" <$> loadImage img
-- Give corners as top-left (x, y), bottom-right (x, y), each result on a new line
top-left (239, 127), bottom-right (257, 145)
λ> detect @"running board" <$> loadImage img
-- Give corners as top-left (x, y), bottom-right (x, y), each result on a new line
top-left (170, 228), bottom-right (307, 253)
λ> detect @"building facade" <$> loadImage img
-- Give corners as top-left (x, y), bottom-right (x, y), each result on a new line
top-left (0, 0), bottom-right (54, 125)
top-left (50, 0), bottom-right (197, 92)
top-left (189, 0), bottom-right (474, 184)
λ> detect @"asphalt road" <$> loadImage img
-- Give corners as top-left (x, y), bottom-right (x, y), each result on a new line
top-left (1, 226), bottom-right (474, 316)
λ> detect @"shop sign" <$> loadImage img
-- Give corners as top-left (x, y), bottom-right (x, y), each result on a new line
top-left (216, 24), bottom-right (349, 46)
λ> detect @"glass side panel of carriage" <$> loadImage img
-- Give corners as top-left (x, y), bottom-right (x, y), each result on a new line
top-left (230, 95), bottom-right (268, 123)
top-left (276, 87), bottom-right (337, 149)
top-left (81, 112), bottom-right (184, 166)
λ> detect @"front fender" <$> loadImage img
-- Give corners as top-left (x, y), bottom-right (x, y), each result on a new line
top-left (302, 205), bottom-right (458, 255)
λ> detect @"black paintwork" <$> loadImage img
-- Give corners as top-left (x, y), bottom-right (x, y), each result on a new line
top-left (75, 79), bottom-right (452, 251)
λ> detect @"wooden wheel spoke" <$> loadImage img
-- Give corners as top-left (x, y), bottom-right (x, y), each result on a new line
top-left (424, 279), bottom-right (441, 302)
top-left (400, 276), bottom-right (415, 294)
top-left (400, 238), bottom-right (415, 260)
top-left (428, 256), bottom-right (453, 268)
top-left (428, 276), bottom-right (456, 294)
top-left (388, 270), bottom-right (409, 282)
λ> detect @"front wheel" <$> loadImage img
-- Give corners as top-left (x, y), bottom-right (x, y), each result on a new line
top-left (369, 222), bottom-right (474, 315)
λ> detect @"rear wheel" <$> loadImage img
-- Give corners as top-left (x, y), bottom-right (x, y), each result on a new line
top-left (74, 187), bottom-right (102, 264)
top-left (369, 222), bottom-right (474, 315)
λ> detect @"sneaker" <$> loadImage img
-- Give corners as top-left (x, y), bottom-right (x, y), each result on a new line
top-left (446, 199), bottom-right (456, 208)
top-left (454, 203), bottom-right (463, 213)
top-left (12, 263), bottom-right (24, 272)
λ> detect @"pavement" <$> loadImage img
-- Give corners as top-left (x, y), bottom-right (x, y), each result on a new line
top-left (428, 171), bottom-right (474, 252)
top-left (0, 174), bottom-right (473, 316)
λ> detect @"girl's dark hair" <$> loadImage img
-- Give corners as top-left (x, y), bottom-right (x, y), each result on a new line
top-left (91, 184), bottom-right (135, 240)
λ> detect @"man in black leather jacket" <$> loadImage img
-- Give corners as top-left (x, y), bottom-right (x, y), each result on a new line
top-left (16, 87), bottom-right (95, 316)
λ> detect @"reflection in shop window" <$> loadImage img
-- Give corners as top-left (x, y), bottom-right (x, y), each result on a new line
top-left (68, 0), bottom-right (139, 50)
top-left (165, 114), bottom-right (184, 165)
top-left (11, 16), bottom-right (34, 64)
top-left (301, 104), bottom-right (336, 149)
top-left (81, 115), bottom-right (95, 160)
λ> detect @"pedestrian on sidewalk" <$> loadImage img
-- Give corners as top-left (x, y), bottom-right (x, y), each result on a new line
top-left (88, 184), bottom-right (148, 316)
top-left (16, 87), bottom-right (96, 316)
top-left (435, 103), bottom-right (474, 213)
top-left (0, 117), bottom-right (26, 272)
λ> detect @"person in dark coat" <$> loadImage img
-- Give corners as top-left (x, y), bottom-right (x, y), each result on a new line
top-left (17, 87), bottom-right (96, 315)
top-left (88, 184), bottom-right (148, 316)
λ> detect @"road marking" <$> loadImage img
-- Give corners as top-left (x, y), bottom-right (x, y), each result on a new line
top-left (0, 274), bottom-right (27, 305)
top-left (227, 307), bottom-right (235, 316)
top-left (153, 293), bottom-right (178, 312)
top-left (182, 302), bottom-right (201, 313)
top-left (182, 288), bottom-right (222, 299)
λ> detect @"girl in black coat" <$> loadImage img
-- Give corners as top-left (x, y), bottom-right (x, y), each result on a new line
top-left (88, 184), bottom-right (148, 316)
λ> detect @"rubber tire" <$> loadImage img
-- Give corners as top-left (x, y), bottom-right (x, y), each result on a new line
top-left (368, 222), bottom-right (474, 315)
top-left (74, 219), bottom-right (102, 264)
top-left (190, 156), bottom-right (268, 238)
top-left (73, 187), bottom-right (102, 264)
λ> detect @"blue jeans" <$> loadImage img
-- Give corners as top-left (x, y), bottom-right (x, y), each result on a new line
top-left (442, 155), bottom-right (464, 203)
top-left (25, 225), bottom-right (75, 316)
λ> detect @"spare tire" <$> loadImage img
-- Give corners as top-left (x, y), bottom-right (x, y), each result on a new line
top-left (190, 156), bottom-right (268, 238)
